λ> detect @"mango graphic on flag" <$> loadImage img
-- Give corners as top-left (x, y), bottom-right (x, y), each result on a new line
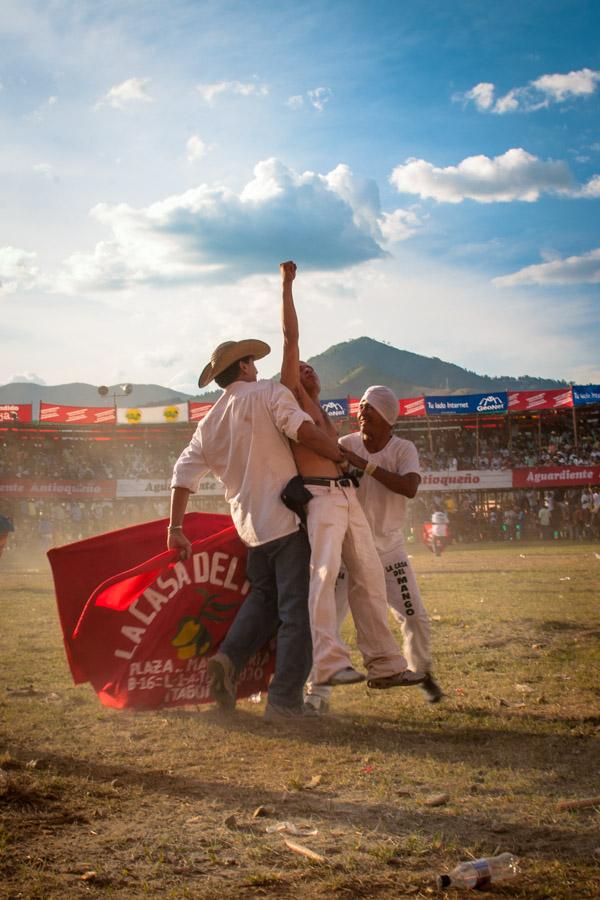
top-left (163, 405), bottom-right (179, 421)
top-left (125, 408), bottom-right (142, 423)
top-left (170, 588), bottom-right (238, 660)
top-left (171, 616), bottom-right (211, 659)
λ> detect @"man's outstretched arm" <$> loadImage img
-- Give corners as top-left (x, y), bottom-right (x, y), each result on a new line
top-left (280, 260), bottom-right (301, 394)
top-left (297, 420), bottom-right (344, 463)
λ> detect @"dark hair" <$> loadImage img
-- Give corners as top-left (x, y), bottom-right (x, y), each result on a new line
top-left (215, 355), bottom-right (252, 388)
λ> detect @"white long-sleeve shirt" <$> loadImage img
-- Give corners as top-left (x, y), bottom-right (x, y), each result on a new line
top-left (171, 379), bottom-right (312, 546)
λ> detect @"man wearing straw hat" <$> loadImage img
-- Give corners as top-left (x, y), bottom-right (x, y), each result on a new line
top-left (168, 338), bottom-right (344, 721)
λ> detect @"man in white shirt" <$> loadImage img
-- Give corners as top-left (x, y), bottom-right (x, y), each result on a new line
top-left (538, 503), bottom-right (552, 540)
top-left (168, 338), bottom-right (344, 721)
top-left (307, 385), bottom-right (443, 712)
top-left (279, 262), bottom-right (424, 693)
top-left (431, 508), bottom-right (449, 555)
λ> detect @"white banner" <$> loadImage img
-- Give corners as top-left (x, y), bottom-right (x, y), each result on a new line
top-left (116, 476), bottom-right (224, 498)
top-left (419, 470), bottom-right (512, 492)
top-left (116, 403), bottom-right (189, 425)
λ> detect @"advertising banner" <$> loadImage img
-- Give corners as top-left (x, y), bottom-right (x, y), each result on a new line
top-left (116, 476), bottom-right (224, 498)
top-left (512, 466), bottom-right (600, 489)
top-left (188, 401), bottom-right (214, 422)
top-left (349, 396), bottom-right (427, 418)
top-left (399, 397), bottom-right (426, 417)
top-left (0, 404), bottom-right (33, 423)
top-left (425, 392), bottom-right (508, 416)
top-left (320, 398), bottom-right (349, 418)
top-left (572, 385), bottom-right (600, 407)
top-left (419, 470), bottom-right (512, 492)
top-left (48, 513), bottom-right (276, 709)
top-left (40, 403), bottom-right (116, 425)
top-left (507, 389), bottom-right (573, 411)
top-left (117, 403), bottom-right (189, 425)
top-left (0, 479), bottom-right (116, 499)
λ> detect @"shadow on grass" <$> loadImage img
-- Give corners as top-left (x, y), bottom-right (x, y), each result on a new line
top-left (4, 735), bottom-right (599, 868)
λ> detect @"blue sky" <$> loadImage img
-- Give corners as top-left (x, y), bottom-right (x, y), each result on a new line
top-left (1, 0), bottom-right (599, 393)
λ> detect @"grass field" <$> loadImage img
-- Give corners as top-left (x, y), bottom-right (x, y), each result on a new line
top-left (1, 542), bottom-right (599, 898)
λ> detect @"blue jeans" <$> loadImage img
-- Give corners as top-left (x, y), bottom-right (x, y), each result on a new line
top-left (220, 528), bottom-right (312, 710)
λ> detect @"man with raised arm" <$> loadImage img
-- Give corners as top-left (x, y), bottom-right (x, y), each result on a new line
top-left (279, 260), bottom-right (424, 694)
top-left (307, 386), bottom-right (443, 713)
top-left (168, 337), bottom-right (344, 722)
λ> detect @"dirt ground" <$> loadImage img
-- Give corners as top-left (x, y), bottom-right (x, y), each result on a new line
top-left (1, 542), bottom-right (599, 898)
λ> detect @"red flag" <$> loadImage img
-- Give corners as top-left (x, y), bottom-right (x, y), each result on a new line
top-left (48, 514), bottom-right (276, 710)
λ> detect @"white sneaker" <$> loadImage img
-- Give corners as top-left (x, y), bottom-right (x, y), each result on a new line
top-left (316, 667), bottom-right (366, 687)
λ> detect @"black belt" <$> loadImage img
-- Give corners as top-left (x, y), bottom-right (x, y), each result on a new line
top-left (302, 475), bottom-right (357, 488)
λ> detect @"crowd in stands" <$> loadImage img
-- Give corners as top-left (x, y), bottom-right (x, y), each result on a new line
top-left (0, 434), bottom-right (184, 481)
top-left (414, 422), bottom-right (600, 472)
top-left (1, 414), bottom-right (599, 563)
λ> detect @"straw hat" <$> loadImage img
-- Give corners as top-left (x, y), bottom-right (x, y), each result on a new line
top-left (198, 339), bottom-right (271, 388)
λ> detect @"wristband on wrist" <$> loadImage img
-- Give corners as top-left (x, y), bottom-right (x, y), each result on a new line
top-left (168, 525), bottom-right (183, 531)
top-left (365, 461), bottom-right (377, 476)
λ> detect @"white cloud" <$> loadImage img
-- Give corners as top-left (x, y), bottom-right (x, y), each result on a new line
top-left (493, 89), bottom-right (523, 114)
top-left (8, 372), bottom-right (46, 384)
top-left (286, 87), bottom-right (332, 112)
top-left (186, 135), bottom-right (212, 163)
top-left (51, 159), bottom-right (417, 292)
top-left (196, 80), bottom-right (268, 104)
top-left (581, 174), bottom-right (600, 197)
top-left (97, 77), bottom-right (153, 110)
top-left (307, 86), bottom-right (332, 111)
top-left (136, 349), bottom-right (183, 368)
top-left (167, 370), bottom-right (203, 395)
top-left (33, 162), bottom-right (56, 180)
top-left (390, 148), bottom-right (588, 203)
top-left (463, 82), bottom-right (495, 111)
top-left (286, 94), bottom-right (304, 109)
top-left (379, 208), bottom-right (422, 243)
top-left (0, 247), bottom-right (40, 293)
top-left (532, 67), bottom-right (600, 101)
top-left (459, 67), bottom-right (600, 114)
top-left (494, 247), bottom-right (600, 287)
top-left (29, 94), bottom-right (59, 124)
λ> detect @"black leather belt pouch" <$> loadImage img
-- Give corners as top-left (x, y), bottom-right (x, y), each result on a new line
top-left (281, 474), bottom-right (313, 521)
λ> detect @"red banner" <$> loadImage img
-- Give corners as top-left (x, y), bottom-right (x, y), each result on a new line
top-left (349, 396), bottom-right (427, 418)
top-left (0, 404), bottom-right (32, 423)
top-left (40, 402), bottom-right (116, 424)
top-left (399, 397), bottom-right (426, 417)
top-left (188, 401), bottom-right (214, 422)
top-left (508, 389), bottom-right (573, 412)
top-left (48, 514), bottom-right (275, 709)
top-left (0, 479), bottom-right (115, 499)
top-left (512, 466), bottom-right (600, 489)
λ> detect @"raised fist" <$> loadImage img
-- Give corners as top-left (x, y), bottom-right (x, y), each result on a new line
top-left (280, 260), bottom-right (297, 282)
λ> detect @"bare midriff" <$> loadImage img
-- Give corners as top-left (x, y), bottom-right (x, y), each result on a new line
top-left (293, 394), bottom-right (341, 478)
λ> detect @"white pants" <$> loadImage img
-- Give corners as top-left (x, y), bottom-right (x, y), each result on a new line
top-left (307, 538), bottom-right (431, 701)
top-left (305, 483), bottom-right (407, 684)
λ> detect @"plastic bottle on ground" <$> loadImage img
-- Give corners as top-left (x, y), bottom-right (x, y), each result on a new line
top-left (437, 852), bottom-right (520, 890)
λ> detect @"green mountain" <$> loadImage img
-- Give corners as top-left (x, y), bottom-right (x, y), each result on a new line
top-left (0, 338), bottom-right (569, 414)
top-left (304, 337), bottom-right (568, 398)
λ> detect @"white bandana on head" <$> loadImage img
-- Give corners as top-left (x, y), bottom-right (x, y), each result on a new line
top-left (361, 385), bottom-right (399, 425)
